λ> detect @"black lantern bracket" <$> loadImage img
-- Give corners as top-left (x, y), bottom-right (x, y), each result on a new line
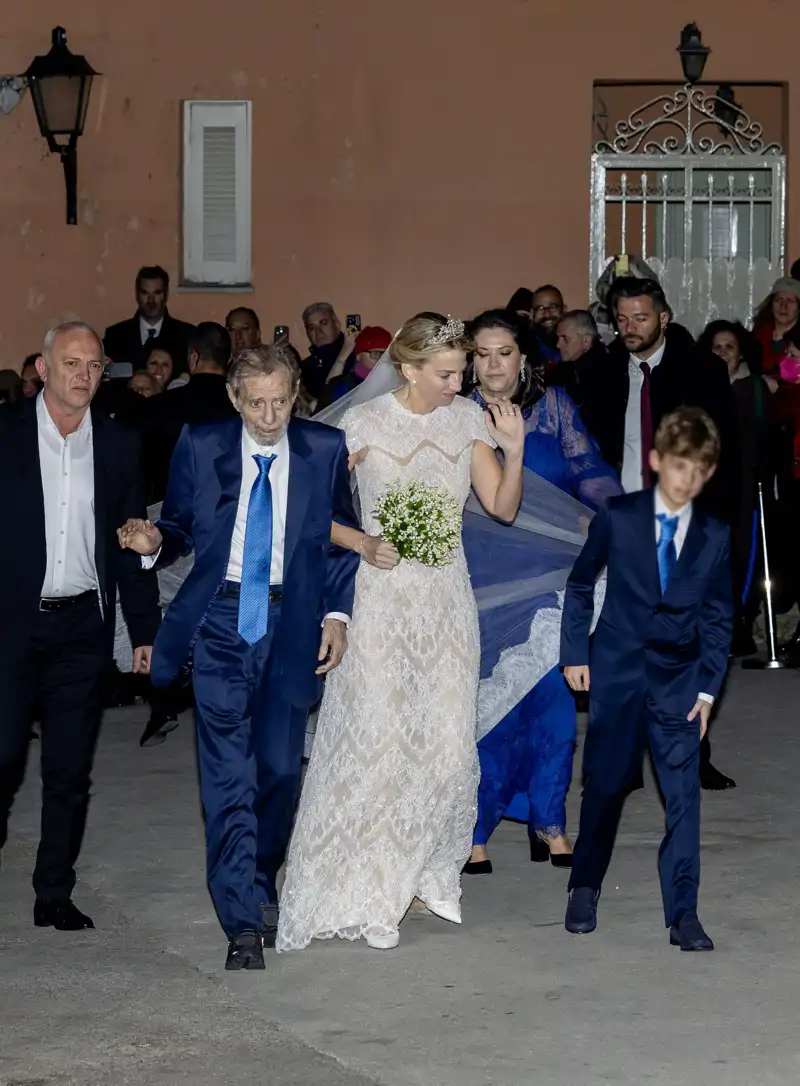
top-left (23, 28), bottom-right (98, 225)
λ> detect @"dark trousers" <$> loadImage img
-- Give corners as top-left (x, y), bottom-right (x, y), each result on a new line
top-left (0, 593), bottom-right (105, 900)
top-left (192, 589), bottom-right (307, 936)
top-left (569, 705), bottom-right (702, 927)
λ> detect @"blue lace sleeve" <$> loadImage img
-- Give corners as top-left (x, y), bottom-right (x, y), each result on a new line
top-left (553, 389), bottom-right (623, 510)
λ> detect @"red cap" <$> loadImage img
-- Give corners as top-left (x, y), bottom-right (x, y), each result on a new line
top-left (354, 326), bottom-right (392, 354)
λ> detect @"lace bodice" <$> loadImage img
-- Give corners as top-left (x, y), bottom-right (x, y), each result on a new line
top-left (342, 393), bottom-right (496, 534)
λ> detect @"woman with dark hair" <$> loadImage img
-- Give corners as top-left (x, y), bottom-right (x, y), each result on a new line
top-left (462, 308), bottom-right (621, 873)
top-left (752, 277), bottom-right (800, 375)
top-left (697, 320), bottom-right (775, 655)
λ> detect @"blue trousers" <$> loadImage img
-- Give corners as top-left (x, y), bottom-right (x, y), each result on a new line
top-left (569, 704), bottom-right (701, 927)
top-left (193, 592), bottom-right (307, 936)
top-left (474, 665), bottom-right (576, 845)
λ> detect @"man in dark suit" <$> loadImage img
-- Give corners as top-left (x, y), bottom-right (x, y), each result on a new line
top-left (560, 408), bottom-right (732, 951)
top-left (119, 343), bottom-right (359, 969)
top-left (0, 322), bottom-right (161, 931)
top-left (103, 265), bottom-right (195, 376)
top-left (141, 321), bottom-right (237, 503)
top-left (577, 279), bottom-right (737, 790)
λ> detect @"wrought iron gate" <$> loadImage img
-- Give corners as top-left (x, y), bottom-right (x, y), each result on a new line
top-left (590, 85), bottom-right (786, 335)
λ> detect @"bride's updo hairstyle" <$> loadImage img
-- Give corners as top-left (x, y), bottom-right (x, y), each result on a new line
top-left (389, 312), bottom-right (473, 373)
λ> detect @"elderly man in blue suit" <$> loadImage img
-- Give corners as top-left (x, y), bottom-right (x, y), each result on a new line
top-left (560, 407), bottom-right (732, 952)
top-left (119, 344), bottom-right (359, 969)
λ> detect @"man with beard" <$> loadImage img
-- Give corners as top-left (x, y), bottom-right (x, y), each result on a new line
top-left (577, 277), bottom-right (737, 792)
top-left (531, 284), bottom-right (565, 364)
top-left (118, 344), bottom-right (359, 969)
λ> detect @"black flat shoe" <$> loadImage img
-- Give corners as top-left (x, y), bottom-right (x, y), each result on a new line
top-left (139, 711), bottom-right (179, 748)
top-left (34, 898), bottom-right (94, 930)
top-left (529, 833), bottom-right (573, 868)
top-left (225, 929), bottom-right (265, 970)
top-left (700, 763), bottom-right (736, 791)
top-left (462, 859), bottom-right (493, 875)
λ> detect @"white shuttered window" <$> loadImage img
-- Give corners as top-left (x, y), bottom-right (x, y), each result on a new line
top-left (182, 100), bottom-right (252, 286)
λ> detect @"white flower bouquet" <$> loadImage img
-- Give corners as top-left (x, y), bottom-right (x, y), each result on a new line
top-left (374, 480), bottom-right (462, 567)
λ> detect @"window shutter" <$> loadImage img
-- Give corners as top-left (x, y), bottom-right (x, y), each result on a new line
top-left (182, 100), bottom-right (252, 286)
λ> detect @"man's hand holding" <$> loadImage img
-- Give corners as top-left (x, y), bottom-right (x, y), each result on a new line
top-left (118, 519), bottom-right (162, 556)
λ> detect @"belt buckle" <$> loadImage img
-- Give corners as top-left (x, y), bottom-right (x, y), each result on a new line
top-left (39, 598), bottom-right (53, 612)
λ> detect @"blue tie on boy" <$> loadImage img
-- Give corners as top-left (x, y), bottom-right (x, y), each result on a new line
top-left (559, 407), bottom-right (733, 952)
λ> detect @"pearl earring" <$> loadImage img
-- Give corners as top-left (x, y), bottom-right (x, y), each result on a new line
top-left (411, 378), bottom-right (417, 385)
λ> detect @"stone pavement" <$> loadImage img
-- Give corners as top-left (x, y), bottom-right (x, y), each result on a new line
top-left (2, 666), bottom-right (799, 1086)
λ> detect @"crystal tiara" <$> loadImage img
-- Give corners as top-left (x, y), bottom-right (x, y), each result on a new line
top-left (425, 316), bottom-right (465, 349)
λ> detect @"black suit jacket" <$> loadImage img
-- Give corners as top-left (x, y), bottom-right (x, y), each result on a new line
top-left (103, 309), bottom-right (195, 375)
top-left (578, 324), bottom-right (737, 520)
top-left (0, 397), bottom-right (161, 659)
top-left (139, 373), bottom-right (238, 502)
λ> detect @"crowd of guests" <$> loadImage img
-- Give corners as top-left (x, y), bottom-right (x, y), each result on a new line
top-left (4, 258), bottom-right (800, 741)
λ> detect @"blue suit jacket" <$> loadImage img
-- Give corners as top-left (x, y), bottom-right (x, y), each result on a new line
top-left (560, 489), bottom-right (733, 724)
top-left (150, 415), bottom-right (359, 705)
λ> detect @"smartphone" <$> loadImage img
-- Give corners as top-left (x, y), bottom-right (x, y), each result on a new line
top-left (273, 325), bottom-right (289, 343)
top-left (346, 314), bottom-right (362, 335)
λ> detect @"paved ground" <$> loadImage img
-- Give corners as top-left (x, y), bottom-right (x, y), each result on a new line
top-left (2, 665), bottom-right (799, 1086)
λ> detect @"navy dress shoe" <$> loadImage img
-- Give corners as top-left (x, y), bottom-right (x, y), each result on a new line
top-left (34, 899), bottom-right (94, 930)
top-left (669, 915), bottom-right (714, 951)
top-left (565, 887), bottom-right (599, 934)
top-left (225, 929), bottom-right (265, 970)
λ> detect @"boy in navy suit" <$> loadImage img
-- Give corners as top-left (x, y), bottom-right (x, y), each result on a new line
top-left (560, 407), bottom-right (732, 951)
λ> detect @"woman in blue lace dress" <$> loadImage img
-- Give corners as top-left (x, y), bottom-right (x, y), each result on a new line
top-left (463, 309), bottom-right (622, 873)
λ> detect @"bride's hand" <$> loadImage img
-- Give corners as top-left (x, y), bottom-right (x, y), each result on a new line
top-left (348, 447), bottom-right (369, 472)
top-left (361, 535), bottom-right (401, 569)
top-left (484, 402), bottom-right (524, 459)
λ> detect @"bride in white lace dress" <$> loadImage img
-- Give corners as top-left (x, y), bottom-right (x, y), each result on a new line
top-left (276, 313), bottom-right (524, 951)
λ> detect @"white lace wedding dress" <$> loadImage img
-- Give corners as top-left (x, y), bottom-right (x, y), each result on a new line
top-left (277, 392), bottom-right (494, 950)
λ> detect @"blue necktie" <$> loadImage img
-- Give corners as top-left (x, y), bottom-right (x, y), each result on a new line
top-left (656, 513), bottom-right (678, 594)
top-left (238, 453), bottom-right (276, 645)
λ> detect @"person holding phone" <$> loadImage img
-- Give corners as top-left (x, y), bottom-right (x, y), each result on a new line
top-left (317, 325), bottom-right (393, 409)
top-left (300, 303), bottom-right (352, 399)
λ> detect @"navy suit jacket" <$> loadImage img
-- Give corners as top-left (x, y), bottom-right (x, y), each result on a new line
top-left (560, 489), bottom-right (733, 723)
top-left (150, 414), bottom-right (359, 705)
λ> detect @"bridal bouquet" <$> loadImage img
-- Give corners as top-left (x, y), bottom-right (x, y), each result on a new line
top-left (374, 480), bottom-right (462, 567)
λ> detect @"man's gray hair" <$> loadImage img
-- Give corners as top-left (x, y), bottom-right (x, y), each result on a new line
top-left (302, 301), bottom-right (336, 325)
top-left (558, 309), bottom-right (598, 339)
top-left (42, 320), bottom-right (103, 364)
top-left (227, 344), bottom-right (301, 401)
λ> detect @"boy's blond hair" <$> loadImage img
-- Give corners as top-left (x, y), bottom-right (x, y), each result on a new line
top-left (654, 406), bottom-right (720, 468)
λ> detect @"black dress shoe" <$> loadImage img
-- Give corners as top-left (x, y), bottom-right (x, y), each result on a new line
top-left (34, 899), bottom-right (94, 930)
top-left (139, 711), bottom-right (180, 748)
top-left (259, 902), bottom-right (279, 949)
top-left (670, 915), bottom-right (714, 951)
top-left (565, 887), bottom-right (599, 934)
top-left (463, 859), bottom-right (493, 875)
top-left (700, 763), bottom-right (736, 791)
top-left (225, 929), bottom-right (265, 970)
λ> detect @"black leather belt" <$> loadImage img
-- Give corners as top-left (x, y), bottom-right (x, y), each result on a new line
top-left (39, 589), bottom-right (96, 612)
top-left (220, 580), bottom-right (283, 603)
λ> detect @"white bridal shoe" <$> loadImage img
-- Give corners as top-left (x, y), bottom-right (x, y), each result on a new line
top-left (420, 900), bottom-right (462, 925)
top-left (364, 927), bottom-right (400, 950)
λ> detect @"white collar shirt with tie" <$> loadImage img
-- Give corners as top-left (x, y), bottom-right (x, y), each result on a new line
top-left (140, 315), bottom-right (164, 346)
top-left (621, 338), bottom-right (667, 494)
top-left (653, 487), bottom-right (712, 705)
top-left (224, 425), bottom-right (349, 625)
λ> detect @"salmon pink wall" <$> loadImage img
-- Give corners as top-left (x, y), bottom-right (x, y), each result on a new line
top-left (0, 0), bottom-right (798, 366)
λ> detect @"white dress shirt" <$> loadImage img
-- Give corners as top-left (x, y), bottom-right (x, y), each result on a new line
top-left (621, 339), bottom-right (666, 494)
top-left (653, 488), bottom-right (713, 706)
top-left (37, 393), bottom-right (97, 598)
top-left (223, 427), bottom-right (349, 625)
top-left (140, 315), bottom-right (164, 346)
